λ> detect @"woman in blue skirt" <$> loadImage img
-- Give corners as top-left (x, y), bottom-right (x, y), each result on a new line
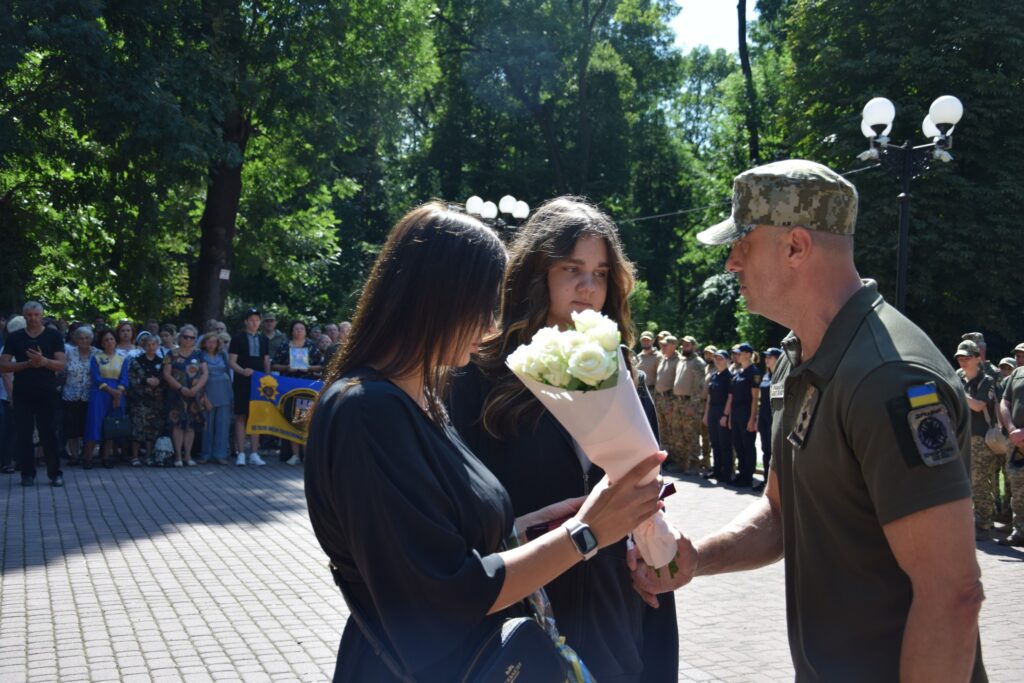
top-left (83, 328), bottom-right (130, 468)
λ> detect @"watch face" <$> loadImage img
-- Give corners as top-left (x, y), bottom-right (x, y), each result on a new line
top-left (572, 525), bottom-right (599, 555)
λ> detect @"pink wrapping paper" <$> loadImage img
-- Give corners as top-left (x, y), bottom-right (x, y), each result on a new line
top-left (510, 350), bottom-right (679, 568)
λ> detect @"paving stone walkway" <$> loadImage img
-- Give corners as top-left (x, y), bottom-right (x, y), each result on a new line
top-left (1, 462), bottom-right (1020, 681)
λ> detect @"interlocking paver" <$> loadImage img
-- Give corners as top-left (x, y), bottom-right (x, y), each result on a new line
top-left (2, 461), bottom-right (1021, 681)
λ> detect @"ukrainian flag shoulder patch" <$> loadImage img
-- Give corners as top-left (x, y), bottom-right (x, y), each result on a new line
top-left (906, 382), bottom-right (940, 408)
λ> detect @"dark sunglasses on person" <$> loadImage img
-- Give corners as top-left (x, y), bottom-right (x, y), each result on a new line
top-left (180, 335), bottom-right (196, 340)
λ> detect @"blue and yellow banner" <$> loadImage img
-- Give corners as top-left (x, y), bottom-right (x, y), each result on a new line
top-left (245, 371), bottom-right (323, 446)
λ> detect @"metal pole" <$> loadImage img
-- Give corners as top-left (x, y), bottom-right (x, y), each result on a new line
top-left (894, 142), bottom-right (913, 312)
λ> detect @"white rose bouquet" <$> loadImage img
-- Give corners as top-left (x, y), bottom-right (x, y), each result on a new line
top-left (507, 310), bottom-right (680, 576)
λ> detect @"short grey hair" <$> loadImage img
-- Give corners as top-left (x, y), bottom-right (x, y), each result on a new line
top-left (76, 325), bottom-right (95, 340)
top-left (179, 324), bottom-right (199, 339)
top-left (22, 301), bottom-right (43, 314)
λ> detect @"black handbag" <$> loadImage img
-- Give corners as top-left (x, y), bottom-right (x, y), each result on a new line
top-left (102, 414), bottom-right (133, 440)
top-left (328, 562), bottom-right (571, 683)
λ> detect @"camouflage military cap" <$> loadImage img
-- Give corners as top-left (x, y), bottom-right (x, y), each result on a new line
top-left (681, 335), bottom-right (698, 345)
top-left (663, 335), bottom-right (679, 346)
top-left (697, 159), bottom-right (858, 245)
top-left (1015, 343), bottom-right (1024, 354)
top-left (961, 332), bottom-right (985, 345)
top-left (999, 357), bottom-right (1017, 369)
top-left (640, 331), bottom-right (654, 340)
top-left (657, 330), bottom-right (671, 340)
top-left (954, 340), bottom-right (980, 358)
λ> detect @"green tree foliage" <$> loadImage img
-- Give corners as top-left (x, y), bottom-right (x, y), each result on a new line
top-left (2, 0), bottom-right (1019, 359)
top-left (780, 0), bottom-right (1024, 355)
top-left (1, 0), bottom-right (437, 325)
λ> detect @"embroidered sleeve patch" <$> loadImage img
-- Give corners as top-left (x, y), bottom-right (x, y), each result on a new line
top-left (905, 383), bottom-right (958, 466)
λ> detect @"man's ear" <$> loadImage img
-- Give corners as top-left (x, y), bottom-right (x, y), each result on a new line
top-left (785, 227), bottom-right (814, 265)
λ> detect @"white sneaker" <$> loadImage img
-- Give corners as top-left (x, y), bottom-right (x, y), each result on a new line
top-left (285, 454), bottom-right (301, 466)
top-left (248, 452), bottom-right (266, 466)
top-left (235, 453), bottom-right (247, 466)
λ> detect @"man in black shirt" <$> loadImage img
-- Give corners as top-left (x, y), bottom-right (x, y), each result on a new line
top-left (228, 308), bottom-right (270, 466)
top-left (0, 302), bottom-right (67, 486)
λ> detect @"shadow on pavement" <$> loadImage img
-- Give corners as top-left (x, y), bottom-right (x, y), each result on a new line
top-left (0, 463), bottom-right (308, 572)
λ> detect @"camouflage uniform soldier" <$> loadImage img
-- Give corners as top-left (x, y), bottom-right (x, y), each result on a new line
top-left (654, 336), bottom-right (681, 466)
top-left (999, 362), bottom-right (1024, 546)
top-left (962, 332), bottom-right (999, 380)
top-left (964, 332), bottom-right (1010, 524)
top-left (673, 336), bottom-right (707, 473)
top-left (636, 331), bottom-right (659, 390)
top-left (954, 340), bottom-right (1001, 539)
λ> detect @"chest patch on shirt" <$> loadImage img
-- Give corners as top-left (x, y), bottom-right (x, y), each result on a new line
top-left (786, 384), bottom-right (820, 449)
top-left (770, 383), bottom-right (785, 400)
top-left (905, 383), bottom-right (958, 467)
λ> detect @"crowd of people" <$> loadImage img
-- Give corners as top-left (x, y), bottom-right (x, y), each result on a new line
top-left (0, 304), bottom-right (351, 486)
top-left (634, 328), bottom-right (1024, 516)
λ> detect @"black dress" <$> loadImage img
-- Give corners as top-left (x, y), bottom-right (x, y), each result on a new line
top-left (304, 368), bottom-right (515, 681)
top-left (448, 364), bottom-right (679, 683)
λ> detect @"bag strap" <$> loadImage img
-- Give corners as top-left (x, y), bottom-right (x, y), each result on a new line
top-left (328, 562), bottom-right (416, 683)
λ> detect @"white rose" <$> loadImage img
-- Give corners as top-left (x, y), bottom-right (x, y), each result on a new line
top-left (571, 309), bottom-right (604, 334)
top-left (542, 354), bottom-right (573, 387)
top-left (558, 330), bottom-right (588, 357)
top-left (567, 342), bottom-right (617, 387)
top-left (531, 326), bottom-right (564, 358)
top-left (588, 321), bottom-right (621, 353)
top-left (507, 345), bottom-right (545, 382)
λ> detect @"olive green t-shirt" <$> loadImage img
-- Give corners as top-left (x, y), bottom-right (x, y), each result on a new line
top-left (770, 281), bottom-right (985, 682)
top-left (1002, 365), bottom-right (1024, 429)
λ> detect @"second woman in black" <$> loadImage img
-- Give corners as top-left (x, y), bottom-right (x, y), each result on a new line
top-left (449, 197), bottom-right (678, 683)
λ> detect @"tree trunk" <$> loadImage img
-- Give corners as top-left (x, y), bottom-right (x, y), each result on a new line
top-left (737, 0), bottom-right (761, 164)
top-left (190, 110), bottom-right (250, 323)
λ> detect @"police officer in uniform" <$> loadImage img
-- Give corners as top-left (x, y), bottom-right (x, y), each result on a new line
top-left (726, 342), bottom-right (760, 487)
top-left (633, 159), bottom-right (986, 682)
top-left (753, 347), bottom-right (782, 492)
top-left (636, 331), bottom-right (659, 391)
top-left (654, 336), bottom-right (681, 468)
top-left (702, 349), bottom-right (733, 483)
top-left (954, 340), bottom-right (1001, 540)
top-left (673, 335), bottom-right (707, 474)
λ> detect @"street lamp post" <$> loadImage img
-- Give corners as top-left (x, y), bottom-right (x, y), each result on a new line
top-left (857, 95), bottom-right (964, 312)
top-left (465, 194), bottom-right (530, 235)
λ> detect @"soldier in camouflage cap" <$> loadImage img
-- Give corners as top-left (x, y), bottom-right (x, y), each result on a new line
top-left (696, 159), bottom-right (858, 245)
top-left (635, 159), bottom-right (987, 681)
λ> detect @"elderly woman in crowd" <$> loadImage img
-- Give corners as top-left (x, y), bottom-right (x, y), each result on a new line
top-left (162, 325), bottom-right (208, 466)
top-left (199, 331), bottom-right (232, 465)
top-left (84, 328), bottom-right (130, 468)
top-left (271, 319), bottom-right (323, 465)
top-left (62, 325), bottom-right (97, 466)
top-left (128, 333), bottom-right (165, 467)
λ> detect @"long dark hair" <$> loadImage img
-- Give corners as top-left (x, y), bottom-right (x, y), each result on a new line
top-left (318, 201), bottom-right (507, 425)
top-left (477, 196), bottom-right (636, 438)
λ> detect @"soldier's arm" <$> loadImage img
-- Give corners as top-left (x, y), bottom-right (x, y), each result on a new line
top-left (883, 498), bottom-right (983, 683)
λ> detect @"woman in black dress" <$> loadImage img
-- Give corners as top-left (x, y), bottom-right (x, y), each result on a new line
top-left (448, 197), bottom-right (679, 682)
top-left (304, 202), bottom-right (664, 682)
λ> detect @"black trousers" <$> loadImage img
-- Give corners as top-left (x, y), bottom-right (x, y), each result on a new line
top-left (731, 405), bottom-right (757, 483)
top-left (707, 404), bottom-right (733, 480)
top-left (15, 389), bottom-right (61, 480)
